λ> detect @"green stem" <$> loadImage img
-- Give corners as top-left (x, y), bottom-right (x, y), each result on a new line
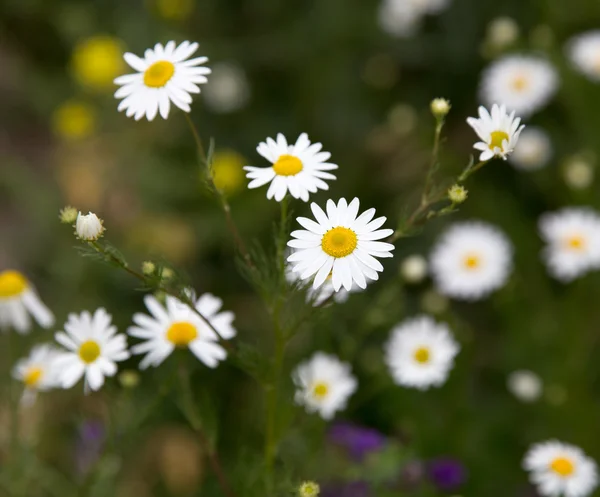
top-left (422, 119), bottom-right (444, 204)
top-left (458, 160), bottom-right (487, 183)
top-left (183, 113), bottom-right (207, 162)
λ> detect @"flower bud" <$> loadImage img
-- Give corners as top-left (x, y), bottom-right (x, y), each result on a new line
top-left (142, 261), bottom-right (156, 276)
top-left (118, 370), bottom-right (140, 389)
top-left (400, 255), bottom-right (428, 284)
top-left (563, 158), bottom-right (594, 190)
top-left (448, 185), bottom-right (468, 204)
top-left (430, 98), bottom-right (451, 119)
top-left (75, 212), bottom-right (105, 241)
top-left (59, 206), bottom-right (79, 224)
top-left (299, 481), bottom-right (320, 497)
top-left (507, 370), bottom-right (542, 403)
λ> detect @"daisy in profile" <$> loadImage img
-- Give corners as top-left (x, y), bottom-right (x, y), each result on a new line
top-left (523, 440), bottom-right (598, 497)
top-left (385, 315), bottom-right (459, 390)
top-left (430, 221), bottom-right (513, 300)
top-left (54, 308), bottom-right (130, 393)
top-left (0, 270), bottom-right (54, 333)
top-left (12, 344), bottom-right (62, 406)
top-left (114, 41), bottom-right (211, 120)
top-left (467, 104), bottom-right (525, 161)
top-left (244, 133), bottom-right (337, 202)
top-left (509, 126), bottom-right (552, 171)
top-left (539, 208), bottom-right (600, 282)
top-left (293, 352), bottom-right (357, 420)
top-left (287, 198), bottom-right (394, 291)
top-left (128, 292), bottom-right (235, 369)
top-left (480, 55), bottom-right (558, 117)
top-left (567, 31), bottom-right (600, 82)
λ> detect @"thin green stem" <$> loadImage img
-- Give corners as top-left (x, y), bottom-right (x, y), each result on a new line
top-left (458, 160), bottom-right (487, 183)
top-left (184, 113), bottom-right (207, 162)
top-left (422, 119), bottom-right (444, 204)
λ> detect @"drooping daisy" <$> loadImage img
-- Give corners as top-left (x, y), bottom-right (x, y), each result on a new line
top-left (244, 133), bottom-right (338, 202)
top-left (480, 55), bottom-right (558, 117)
top-left (128, 292), bottom-right (235, 369)
top-left (567, 31), bottom-right (600, 82)
top-left (523, 441), bottom-right (598, 497)
top-left (385, 315), bottom-right (459, 390)
top-left (0, 270), bottom-right (54, 333)
top-left (287, 198), bottom-right (394, 291)
top-left (509, 126), bottom-right (552, 171)
top-left (114, 41), bottom-right (211, 121)
top-left (538, 208), bottom-right (600, 282)
top-left (293, 352), bottom-right (357, 420)
top-left (467, 104), bottom-right (525, 161)
top-left (54, 308), bottom-right (130, 392)
top-left (430, 221), bottom-right (513, 300)
top-left (12, 344), bottom-right (62, 405)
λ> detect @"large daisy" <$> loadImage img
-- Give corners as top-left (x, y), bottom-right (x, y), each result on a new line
top-left (467, 103), bottom-right (524, 161)
top-left (567, 31), bottom-right (600, 83)
top-left (287, 198), bottom-right (394, 291)
top-left (244, 133), bottom-right (338, 202)
top-left (12, 344), bottom-right (62, 405)
top-left (114, 41), bottom-right (211, 120)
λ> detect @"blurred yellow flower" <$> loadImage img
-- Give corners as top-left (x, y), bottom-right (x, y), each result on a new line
top-left (211, 149), bottom-right (246, 194)
top-left (155, 0), bottom-right (194, 20)
top-left (71, 36), bottom-right (124, 91)
top-left (51, 100), bottom-right (96, 140)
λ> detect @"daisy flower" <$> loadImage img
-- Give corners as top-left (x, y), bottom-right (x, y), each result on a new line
top-left (128, 292), bottom-right (235, 369)
top-left (54, 308), bottom-right (130, 392)
top-left (114, 41), bottom-right (211, 120)
top-left (385, 315), bottom-right (459, 390)
top-left (12, 344), bottom-right (62, 405)
top-left (567, 31), bottom-right (600, 82)
top-left (480, 55), bottom-right (558, 117)
top-left (430, 221), bottom-right (513, 300)
top-left (287, 198), bottom-right (394, 291)
top-left (523, 440), bottom-right (598, 497)
top-left (244, 133), bottom-right (338, 202)
top-left (0, 270), bottom-right (54, 333)
top-left (293, 352), bottom-right (357, 420)
top-left (538, 208), bottom-right (600, 282)
top-left (467, 104), bottom-right (525, 161)
top-left (509, 126), bottom-right (552, 171)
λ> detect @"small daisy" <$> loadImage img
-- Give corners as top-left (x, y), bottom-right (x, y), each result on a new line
top-left (509, 126), bottom-right (552, 171)
top-left (287, 198), bottom-right (394, 291)
top-left (430, 221), bottom-right (513, 300)
top-left (467, 103), bottom-right (525, 161)
top-left (128, 292), bottom-right (235, 369)
top-left (0, 270), bottom-right (54, 333)
top-left (385, 315), bottom-right (459, 390)
top-left (12, 344), bottom-right (62, 405)
top-left (480, 55), bottom-right (558, 117)
top-left (114, 41), bottom-right (211, 120)
top-left (567, 31), bottom-right (600, 82)
top-left (293, 352), bottom-right (357, 420)
top-left (523, 440), bottom-right (598, 497)
top-left (244, 133), bottom-right (338, 202)
top-left (539, 208), bottom-right (600, 282)
top-left (54, 308), bottom-right (130, 392)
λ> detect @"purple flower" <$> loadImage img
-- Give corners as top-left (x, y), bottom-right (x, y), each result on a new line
top-left (322, 481), bottom-right (371, 497)
top-left (428, 457), bottom-right (467, 490)
top-left (75, 420), bottom-right (105, 476)
top-left (327, 422), bottom-right (386, 460)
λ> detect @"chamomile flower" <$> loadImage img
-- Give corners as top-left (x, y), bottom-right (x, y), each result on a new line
top-left (567, 31), bottom-right (600, 82)
top-left (538, 208), bottom-right (600, 282)
top-left (114, 41), bottom-right (211, 120)
top-left (523, 441), bottom-right (598, 497)
top-left (287, 198), bottom-right (394, 291)
top-left (128, 292), bottom-right (235, 369)
top-left (0, 270), bottom-right (54, 333)
top-left (467, 104), bottom-right (525, 161)
top-left (244, 133), bottom-right (338, 202)
top-left (385, 315), bottom-right (459, 390)
top-left (480, 55), bottom-right (558, 117)
top-left (509, 126), bottom-right (552, 171)
top-left (293, 352), bottom-right (357, 420)
top-left (54, 308), bottom-right (130, 393)
top-left (430, 222), bottom-right (513, 300)
top-left (12, 344), bottom-right (62, 405)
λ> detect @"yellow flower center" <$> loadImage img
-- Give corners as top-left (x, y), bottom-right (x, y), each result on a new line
top-left (511, 75), bottom-right (529, 92)
top-left (565, 235), bottom-right (586, 251)
top-left (321, 227), bottom-right (358, 258)
top-left (489, 131), bottom-right (509, 151)
top-left (463, 253), bottom-right (481, 270)
top-left (312, 382), bottom-right (329, 399)
top-left (414, 347), bottom-right (431, 364)
top-left (550, 457), bottom-right (575, 477)
top-left (0, 270), bottom-right (28, 298)
top-left (144, 60), bottom-right (175, 88)
top-left (272, 154), bottom-right (303, 176)
top-left (166, 321), bottom-right (198, 347)
top-left (24, 367), bottom-right (43, 387)
top-left (78, 340), bottom-right (101, 364)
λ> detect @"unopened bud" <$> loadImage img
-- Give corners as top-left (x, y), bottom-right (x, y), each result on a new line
top-left (400, 255), bottom-right (428, 284)
top-left (142, 261), bottom-right (156, 276)
top-left (59, 206), bottom-right (79, 224)
top-left (75, 211), bottom-right (105, 241)
top-left (448, 185), bottom-right (468, 204)
top-left (430, 98), bottom-right (451, 119)
top-left (118, 370), bottom-right (140, 388)
top-left (299, 481), bottom-right (320, 497)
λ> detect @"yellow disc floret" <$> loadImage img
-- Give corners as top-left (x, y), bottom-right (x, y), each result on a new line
top-left (79, 340), bottom-right (101, 364)
top-left (166, 321), bottom-right (198, 347)
top-left (489, 131), bottom-right (509, 150)
top-left (24, 367), bottom-right (43, 388)
top-left (414, 347), bottom-right (431, 364)
top-left (312, 382), bottom-right (329, 399)
top-left (144, 61), bottom-right (176, 88)
top-left (273, 154), bottom-right (303, 176)
top-left (463, 254), bottom-right (481, 270)
top-left (565, 235), bottom-right (586, 251)
top-left (0, 270), bottom-right (28, 298)
top-left (321, 227), bottom-right (358, 258)
top-left (550, 457), bottom-right (575, 477)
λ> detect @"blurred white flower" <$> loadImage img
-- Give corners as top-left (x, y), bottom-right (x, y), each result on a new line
top-left (467, 104), bottom-right (524, 161)
top-left (430, 221), bottom-right (513, 300)
top-left (114, 41), bottom-right (211, 120)
top-left (523, 441), bottom-right (598, 497)
top-left (539, 208), bottom-right (600, 282)
top-left (564, 159), bottom-right (594, 190)
top-left (377, 0), bottom-right (451, 38)
top-left (203, 62), bottom-right (250, 113)
top-left (0, 270), bottom-right (54, 333)
top-left (480, 55), bottom-right (558, 117)
top-left (400, 255), bottom-right (428, 283)
top-left (567, 31), bottom-right (600, 82)
top-left (385, 315), bottom-right (459, 390)
top-left (76, 211), bottom-right (105, 241)
top-left (12, 344), bottom-right (62, 405)
top-left (293, 352), bottom-right (357, 420)
top-left (509, 126), bottom-right (552, 171)
top-left (507, 370), bottom-right (542, 402)
top-left (486, 17), bottom-right (519, 50)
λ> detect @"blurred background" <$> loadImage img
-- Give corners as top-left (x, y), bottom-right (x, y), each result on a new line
top-left (3, 0), bottom-right (600, 495)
